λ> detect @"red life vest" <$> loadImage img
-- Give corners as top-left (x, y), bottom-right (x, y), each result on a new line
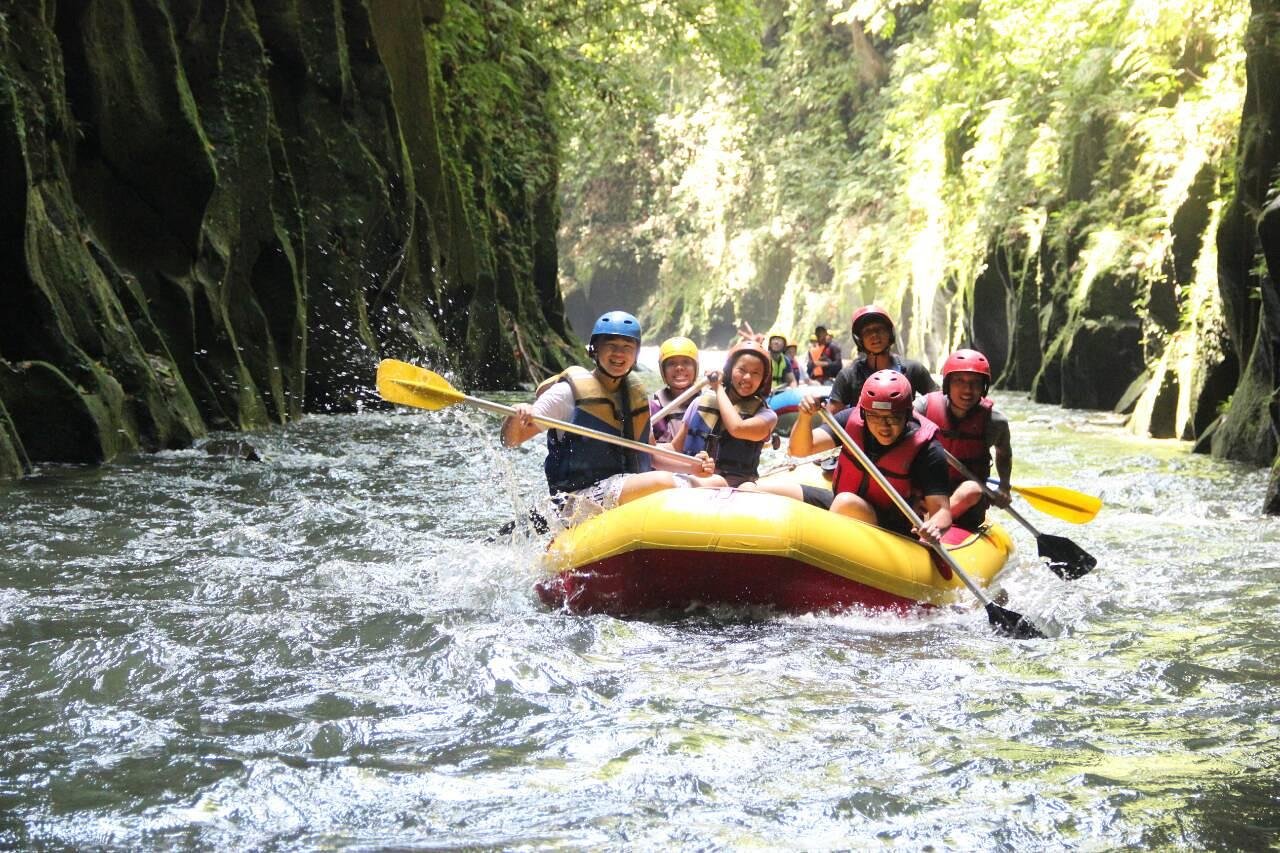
top-left (831, 410), bottom-right (938, 513)
top-left (923, 392), bottom-right (993, 487)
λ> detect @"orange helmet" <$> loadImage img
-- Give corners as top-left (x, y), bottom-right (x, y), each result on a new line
top-left (723, 339), bottom-right (773, 399)
top-left (858, 369), bottom-right (913, 414)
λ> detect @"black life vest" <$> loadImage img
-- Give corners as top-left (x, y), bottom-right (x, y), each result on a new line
top-left (684, 388), bottom-right (767, 485)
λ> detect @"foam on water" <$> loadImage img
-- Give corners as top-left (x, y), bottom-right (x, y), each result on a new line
top-left (0, 395), bottom-right (1277, 848)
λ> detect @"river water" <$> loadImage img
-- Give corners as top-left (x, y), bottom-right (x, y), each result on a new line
top-left (1, 375), bottom-right (1278, 848)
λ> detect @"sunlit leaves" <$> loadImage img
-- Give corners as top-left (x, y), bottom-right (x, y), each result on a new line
top-left (540, 0), bottom-right (1247, 348)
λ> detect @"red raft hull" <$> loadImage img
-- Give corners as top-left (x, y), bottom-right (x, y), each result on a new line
top-left (535, 488), bottom-right (1014, 617)
top-left (535, 548), bottom-right (924, 614)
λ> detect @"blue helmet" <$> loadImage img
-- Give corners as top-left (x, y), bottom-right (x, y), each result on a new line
top-left (589, 311), bottom-right (642, 345)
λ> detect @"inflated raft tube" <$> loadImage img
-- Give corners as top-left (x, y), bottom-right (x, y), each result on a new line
top-left (536, 487), bottom-right (1014, 616)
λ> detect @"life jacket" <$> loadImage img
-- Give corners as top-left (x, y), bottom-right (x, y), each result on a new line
top-left (831, 410), bottom-right (938, 514)
top-left (807, 344), bottom-right (825, 379)
top-left (923, 391), bottom-right (993, 487)
top-left (683, 388), bottom-right (766, 483)
top-left (649, 387), bottom-right (691, 444)
top-left (538, 366), bottom-right (652, 494)
top-left (770, 352), bottom-right (790, 386)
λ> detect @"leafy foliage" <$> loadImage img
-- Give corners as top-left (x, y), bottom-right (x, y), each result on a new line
top-left (547, 0), bottom-right (1247, 357)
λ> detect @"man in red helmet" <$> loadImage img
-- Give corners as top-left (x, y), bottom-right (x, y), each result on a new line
top-left (914, 348), bottom-right (1013, 531)
top-left (759, 369), bottom-right (952, 544)
top-left (827, 305), bottom-right (936, 415)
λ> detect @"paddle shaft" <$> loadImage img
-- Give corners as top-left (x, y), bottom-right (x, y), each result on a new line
top-left (818, 410), bottom-right (998, 608)
top-left (651, 377), bottom-right (709, 424)
top-left (942, 449), bottom-right (1041, 536)
top-left (477, 395), bottom-right (696, 466)
top-left (759, 448), bottom-right (839, 477)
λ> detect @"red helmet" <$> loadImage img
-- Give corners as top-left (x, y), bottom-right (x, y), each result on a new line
top-left (941, 348), bottom-right (992, 393)
top-left (850, 305), bottom-right (896, 350)
top-left (723, 340), bottom-right (773, 399)
top-left (858, 369), bottom-right (914, 414)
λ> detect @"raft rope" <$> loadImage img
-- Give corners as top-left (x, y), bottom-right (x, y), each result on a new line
top-left (758, 448), bottom-right (839, 478)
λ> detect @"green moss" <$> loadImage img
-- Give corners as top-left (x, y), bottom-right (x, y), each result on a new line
top-left (0, 396), bottom-right (28, 478)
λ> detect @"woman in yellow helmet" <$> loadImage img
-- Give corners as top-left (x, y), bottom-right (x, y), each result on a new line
top-left (650, 336), bottom-right (700, 443)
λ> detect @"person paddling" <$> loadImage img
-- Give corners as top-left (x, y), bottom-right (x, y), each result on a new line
top-left (501, 311), bottom-right (721, 520)
top-left (759, 370), bottom-right (951, 545)
top-left (672, 340), bottom-right (779, 488)
top-left (767, 333), bottom-right (799, 390)
top-left (650, 336), bottom-right (700, 443)
top-left (915, 348), bottom-right (1012, 531)
top-left (828, 305), bottom-right (936, 414)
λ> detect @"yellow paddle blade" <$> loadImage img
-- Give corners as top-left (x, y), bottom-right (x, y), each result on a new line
top-left (375, 359), bottom-right (465, 410)
top-left (1012, 484), bottom-right (1102, 525)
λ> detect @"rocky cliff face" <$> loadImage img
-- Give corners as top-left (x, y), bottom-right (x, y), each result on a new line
top-left (0, 0), bottom-right (575, 478)
top-left (1219, 0), bottom-right (1280, 513)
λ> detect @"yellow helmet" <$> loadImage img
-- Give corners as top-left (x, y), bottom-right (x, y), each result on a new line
top-left (658, 336), bottom-right (698, 366)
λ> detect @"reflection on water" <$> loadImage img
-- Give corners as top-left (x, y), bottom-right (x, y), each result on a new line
top-left (0, 394), bottom-right (1277, 848)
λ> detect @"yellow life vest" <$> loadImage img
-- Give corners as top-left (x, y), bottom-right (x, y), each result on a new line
top-left (536, 366), bottom-right (650, 439)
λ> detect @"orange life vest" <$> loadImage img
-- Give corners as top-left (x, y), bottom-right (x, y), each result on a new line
top-left (807, 344), bottom-right (825, 380)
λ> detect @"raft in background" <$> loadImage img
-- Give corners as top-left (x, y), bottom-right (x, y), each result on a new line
top-left (536, 485), bottom-right (1015, 616)
top-left (767, 385), bottom-right (830, 435)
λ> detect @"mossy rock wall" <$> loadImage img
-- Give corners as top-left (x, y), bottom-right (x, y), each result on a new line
top-left (0, 0), bottom-right (573, 476)
top-left (1215, 0), bottom-right (1280, 511)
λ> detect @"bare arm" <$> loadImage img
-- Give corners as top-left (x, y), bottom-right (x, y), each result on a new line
top-left (714, 385), bottom-right (778, 441)
top-left (652, 443), bottom-right (715, 474)
top-left (501, 404), bottom-right (542, 447)
top-left (787, 396), bottom-right (837, 457)
top-left (916, 495), bottom-right (953, 545)
top-left (501, 383), bottom-right (572, 448)
top-left (991, 415), bottom-right (1013, 507)
top-left (669, 419), bottom-right (688, 453)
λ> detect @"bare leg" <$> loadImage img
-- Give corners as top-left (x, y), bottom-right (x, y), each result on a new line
top-left (754, 480), bottom-right (805, 501)
top-left (617, 471), bottom-right (727, 505)
top-left (830, 492), bottom-right (877, 524)
top-left (617, 471), bottom-right (684, 505)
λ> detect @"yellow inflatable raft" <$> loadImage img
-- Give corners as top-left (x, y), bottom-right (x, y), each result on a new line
top-left (536, 482), bottom-right (1015, 616)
